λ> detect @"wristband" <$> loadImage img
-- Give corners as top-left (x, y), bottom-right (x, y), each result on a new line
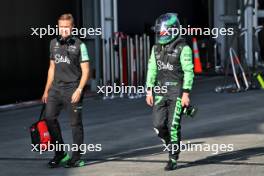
top-left (182, 89), bottom-right (191, 93)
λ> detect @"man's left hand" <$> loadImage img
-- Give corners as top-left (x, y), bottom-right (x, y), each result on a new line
top-left (181, 92), bottom-right (190, 107)
top-left (71, 89), bottom-right (82, 103)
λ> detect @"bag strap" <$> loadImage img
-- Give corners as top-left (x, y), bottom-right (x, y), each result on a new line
top-left (38, 104), bottom-right (46, 121)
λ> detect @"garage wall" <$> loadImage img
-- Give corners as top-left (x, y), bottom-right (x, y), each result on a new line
top-left (0, 0), bottom-right (81, 105)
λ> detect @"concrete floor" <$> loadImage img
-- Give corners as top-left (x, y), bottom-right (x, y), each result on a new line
top-left (0, 76), bottom-right (264, 176)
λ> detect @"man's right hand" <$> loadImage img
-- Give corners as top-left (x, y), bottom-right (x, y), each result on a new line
top-left (146, 95), bottom-right (154, 107)
top-left (42, 92), bottom-right (48, 103)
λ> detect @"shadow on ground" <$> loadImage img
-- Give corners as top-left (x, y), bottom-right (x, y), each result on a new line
top-left (83, 146), bottom-right (264, 168)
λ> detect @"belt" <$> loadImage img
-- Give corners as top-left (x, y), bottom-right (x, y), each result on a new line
top-left (157, 81), bottom-right (178, 86)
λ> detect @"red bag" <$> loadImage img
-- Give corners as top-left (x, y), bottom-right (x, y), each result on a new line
top-left (30, 104), bottom-right (51, 151)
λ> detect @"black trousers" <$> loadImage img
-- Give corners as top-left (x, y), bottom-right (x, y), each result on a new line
top-left (45, 83), bottom-right (84, 160)
top-left (153, 95), bottom-right (182, 160)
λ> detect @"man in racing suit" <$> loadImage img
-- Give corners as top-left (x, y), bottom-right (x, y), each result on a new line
top-left (146, 13), bottom-right (194, 171)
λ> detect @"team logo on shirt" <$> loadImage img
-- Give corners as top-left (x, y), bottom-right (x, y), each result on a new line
top-left (53, 42), bottom-right (60, 52)
top-left (68, 45), bottom-right (77, 52)
top-left (157, 60), bottom-right (173, 71)
top-left (54, 54), bottom-right (71, 64)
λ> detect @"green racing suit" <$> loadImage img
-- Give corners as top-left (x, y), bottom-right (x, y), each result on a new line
top-left (146, 38), bottom-right (194, 160)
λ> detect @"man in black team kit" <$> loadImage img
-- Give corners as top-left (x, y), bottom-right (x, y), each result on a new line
top-left (146, 13), bottom-right (194, 171)
top-left (42, 14), bottom-right (90, 168)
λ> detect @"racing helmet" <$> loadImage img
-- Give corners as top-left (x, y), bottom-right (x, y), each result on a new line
top-left (153, 13), bottom-right (180, 45)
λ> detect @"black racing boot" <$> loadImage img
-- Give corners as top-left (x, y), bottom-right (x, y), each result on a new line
top-left (47, 153), bottom-right (70, 168)
top-left (164, 159), bottom-right (177, 171)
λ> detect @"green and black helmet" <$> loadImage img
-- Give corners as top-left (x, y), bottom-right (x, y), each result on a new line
top-left (153, 13), bottom-right (180, 45)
